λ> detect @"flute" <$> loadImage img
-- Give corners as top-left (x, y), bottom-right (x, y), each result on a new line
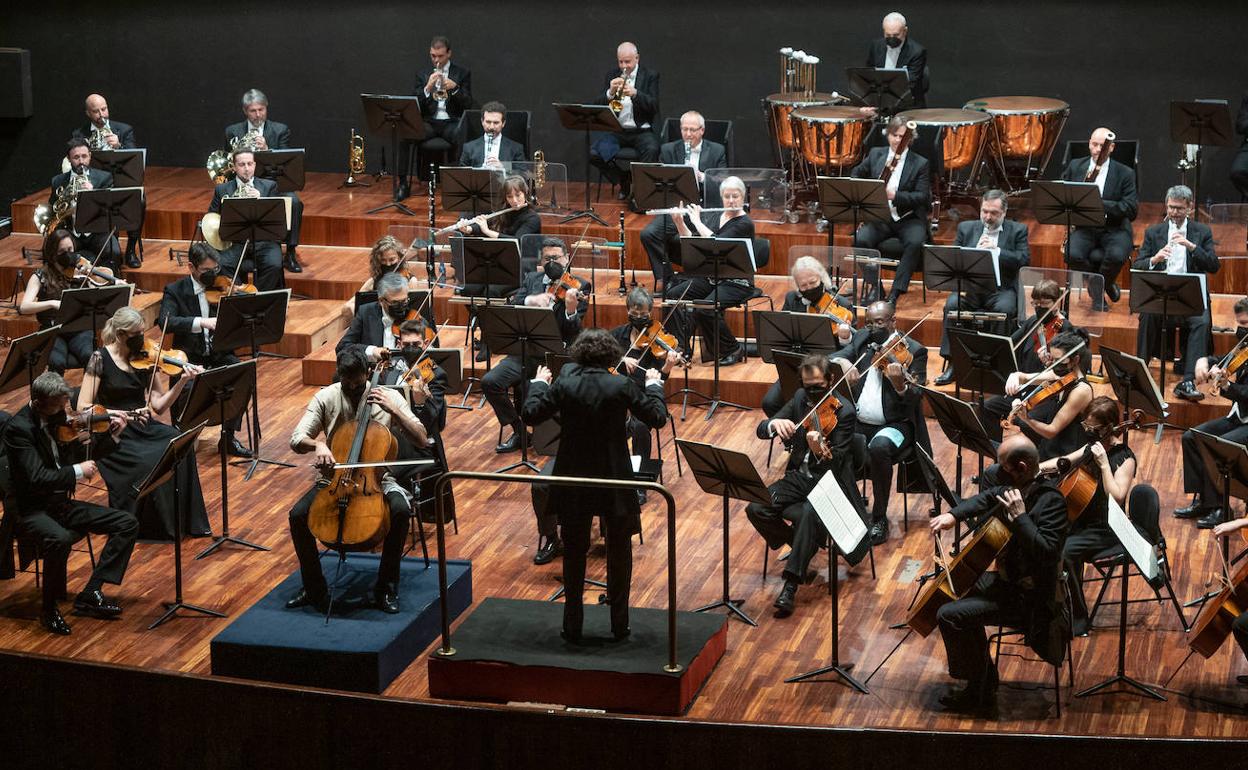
top-left (644, 205), bottom-right (748, 216)
top-left (432, 203), bottom-right (528, 236)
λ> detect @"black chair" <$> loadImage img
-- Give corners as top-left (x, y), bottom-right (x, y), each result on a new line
top-left (987, 575), bottom-right (1075, 718)
top-left (459, 109), bottom-right (533, 158)
top-left (874, 236), bottom-right (927, 303)
top-left (594, 124), bottom-right (662, 200)
top-left (659, 118), bottom-right (735, 166)
top-left (1059, 139), bottom-right (1141, 291)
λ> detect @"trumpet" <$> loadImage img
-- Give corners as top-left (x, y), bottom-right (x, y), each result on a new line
top-left (609, 68), bottom-right (630, 112)
top-left (644, 204), bottom-right (749, 216)
top-left (433, 69), bottom-right (449, 101)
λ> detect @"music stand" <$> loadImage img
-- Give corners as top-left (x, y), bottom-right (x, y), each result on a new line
top-left (135, 421), bottom-right (227, 629)
top-left (1098, 346), bottom-right (1169, 451)
top-left (440, 166), bottom-right (503, 217)
top-left (552, 103), bottom-right (622, 225)
top-left (217, 195), bottom-right (289, 277)
top-left (631, 163), bottom-right (701, 296)
top-left (1182, 431), bottom-right (1248, 612)
top-left (1169, 100), bottom-right (1233, 222)
top-left (845, 67), bottom-right (913, 114)
top-left (253, 149), bottom-right (306, 193)
top-left (816, 176), bottom-right (891, 297)
top-left (677, 439), bottom-right (772, 625)
top-left (459, 237), bottom-right (522, 406)
top-left (90, 149), bottom-right (146, 188)
top-left (361, 93), bottom-right (424, 215)
top-left (1128, 271), bottom-right (1205, 396)
top-left (0, 326), bottom-right (60, 395)
top-left (1031, 180), bottom-right (1104, 305)
top-left (75, 187), bottom-right (144, 264)
top-left (477, 305), bottom-right (565, 473)
top-left (178, 360), bottom-right (267, 559)
top-left (213, 289), bottom-right (294, 480)
top-left (772, 350), bottom-right (808, 406)
top-left (754, 310), bottom-right (840, 363)
top-left (946, 328), bottom-right (1016, 399)
top-left (677, 236), bottom-right (756, 420)
top-left (919, 386), bottom-right (998, 502)
top-left (58, 284), bottom-right (132, 354)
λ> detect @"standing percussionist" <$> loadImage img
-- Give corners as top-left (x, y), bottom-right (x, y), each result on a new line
top-left (458, 101), bottom-right (525, 168)
top-left (590, 41), bottom-right (660, 201)
top-left (49, 139), bottom-right (121, 272)
top-left (1133, 184), bottom-right (1218, 403)
top-left (522, 329), bottom-right (668, 642)
top-left (851, 116), bottom-right (931, 305)
top-left (934, 190), bottom-right (1031, 385)
top-left (397, 35), bottom-right (473, 200)
top-left (225, 89), bottom-right (303, 273)
top-left (639, 111), bottom-right (728, 291)
top-left (930, 434), bottom-right (1068, 716)
top-left (70, 94), bottom-right (143, 267)
top-left (1060, 127), bottom-right (1138, 309)
top-left (866, 11), bottom-right (928, 108)
top-left (285, 348), bottom-right (427, 614)
top-left (205, 148), bottom-right (284, 291)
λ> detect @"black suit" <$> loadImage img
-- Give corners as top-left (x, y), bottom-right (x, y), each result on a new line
top-left (458, 135), bottom-right (525, 167)
top-left (72, 120), bottom-right (137, 149)
top-left (207, 176), bottom-right (284, 290)
top-left (159, 275), bottom-right (244, 432)
top-left (663, 214), bottom-right (756, 358)
top-left (1231, 90), bottom-right (1248, 198)
top-left (1060, 157), bottom-right (1138, 293)
top-left (335, 301), bottom-right (433, 361)
top-left (1182, 363), bottom-right (1248, 507)
top-left (866, 37), bottom-right (928, 108)
top-left (49, 167), bottom-right (121, 271)
top-left (403, 61), bottom-right (473, 178)
top-left (224, 121), bottom-right (302, 251)
top-left (589, 66), bottom-right (661, 186)
top-left (522, 363), bottom-right (667, 638)
top-left (940, 218), bottom-right (1031, 356)
top-left (759, 290), bottom-right (855, 417)
top-left (937, 480), bottom-right (1069, 702)
top-left (640, 139), bottom-right (730, 287)
top-left (383, 361), bottom-right (452, 523)
top-left (2, 405), bottom-right (137, 611)
top-left (1133, 219), bottom-right (1218, 380)
top-left (851, 147), bottom-right (931, 297)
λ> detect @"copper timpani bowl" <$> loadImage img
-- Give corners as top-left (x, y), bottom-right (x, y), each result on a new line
top-left (765, 92), bottom-right (841, 150)
top-left (895, 108), bottom-right (992, 172)
top-left (789, 106), bottom-right (872, 174)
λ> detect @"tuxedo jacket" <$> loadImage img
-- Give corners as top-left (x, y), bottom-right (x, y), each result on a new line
top-left (865, 37), bottom-right (928, 106)
top-left (762, 388), bottom-right (857, 478)
top-left (850, 147), bottom-right (931, 218)
top-left (3, 404), bottom-right (94, 515)
top-left (336, 301), bottom-right (391, 358)
top-left (458, 135), bottom-right (525, 167)
top-left (71, 120), bottom-right (137, 149)
top-left (514, 270), bottom-right (592, 347)
top-left (1060, 157), bottom-right (1138, 230)
top-left (832, 327), bottom-right (927, 424)
top-left (953, 218), bottom-right (1031, 288)
top-left (208, 176), bottom-right (279, 214)
top-left (1132, 220), bottom-right (1218, 274)
top-left (415, 61), bottom-right (473, 120)
top-left (781, 289), bottom-right (854, 315)
top-left (658, 138), bottom-right (727, 171)
top-left (48, 167), bottom-right (112, 208)
top-left (595, 66), bottom-right (660, 127)
top-left (159, 275), bottom-right (238, 363)
top-left (224, 120), bottom-right (291, 151)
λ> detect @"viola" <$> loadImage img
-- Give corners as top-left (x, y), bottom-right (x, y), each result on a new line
top-left (798, 391), bottom-right (842, 460)
top-left (67, 256), bottom-right (117, 287)
top-left (547, 270), bottom-right (585, 303)
top-left (1210, 337), bottom-right (1248, 397)
top-left (633, 320), bottom-right (680, 361)
top-left (1003, 370), bottom-right (1079, 429)
top-left (870, 332), bottom-right (917, 382)
top-left (1034, 312), bottom-right (1064, 358)
top-left (807, 290), bottom-right (853, 326)
top-left (401, 355), bottom-right (438, 386)
top-left (129, 338), bottom-right (192, 376)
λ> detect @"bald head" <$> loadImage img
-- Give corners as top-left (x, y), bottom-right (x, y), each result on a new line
top-left (84, 94), bottom-right (109, 127)
top-left (617, 42), bottom-right (639, 72)
top-left (1088, 127), bottom-right (1116, 159)
top-left (866, 300), bottom-right (895, 322)
top-left (998, 434), bottom-right (1039, 486)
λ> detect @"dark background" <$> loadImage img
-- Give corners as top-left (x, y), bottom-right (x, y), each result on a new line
top-left (2, 1), bottom-right (1245, 218)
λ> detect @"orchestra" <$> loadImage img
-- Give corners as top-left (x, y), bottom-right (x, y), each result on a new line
top-left (9, 22), bottom-right (1248, 734)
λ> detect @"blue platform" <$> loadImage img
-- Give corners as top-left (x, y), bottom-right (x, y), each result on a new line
top-left (211, 554), bottom-right (472, 694)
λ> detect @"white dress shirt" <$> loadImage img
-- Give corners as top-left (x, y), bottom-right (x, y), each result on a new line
top-left (884, 149), bottom-right (908, 221)
top-left (189, 279), bottom-right (213, 350)
top-left (426, 64), bottom-right (451, 121)
top-left (979, 225), bottom-right (1002, 258)
top-left (484, 132), bottom-right (500, 164)
top-left (885, 43), bottom-right (901, 69)
top-left (684, 141), bottom-right (703, 181)
top-left (1165, 219), bottom-right (1189, 274)
top-left (857, 368), bottom-right (886, 426)
top-left (1088, 157), bottom-right (1109, 194)
top-left (612, 70), bottom-right (640, 129)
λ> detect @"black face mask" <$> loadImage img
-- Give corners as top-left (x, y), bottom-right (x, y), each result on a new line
top-left (628, 315), bottom-right (650, 331)
top-left (805, 386), bottom-right (829, 404)
top-left (383, 300), bottom-right (409, 319)
top-left (124, 335), bottom-right (145, 354)
top-left (1052, 362), bottom-right (1072, 377)
top-left (867, 326), bottom-right (891, 345)
top-left (197, 267), bottom-right (220, 287)
top-left (885, 35), bottom-right (904, 48)
top-left (55, 250), bottom-right (78, 269)
top-left (1237, 327), bottom-right (1248, 342)
top-left (800, 287), bottom-right (825, 305)
top-left (544, 260), bottom-right (565, 281)
top-left (1084, 425), bottom-right (1105, 442)
top-left (401, 344), bottom-right (422, 365)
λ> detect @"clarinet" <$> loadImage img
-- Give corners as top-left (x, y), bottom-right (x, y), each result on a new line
top-left (617, 211), bottom-right (628, 295)
top-left (427, 163), bottom-right (437, 288)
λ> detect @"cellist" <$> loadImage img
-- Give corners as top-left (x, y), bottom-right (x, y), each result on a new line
top-left (286, 348), bottom-right (428, 614)
top-left (1209, 516), bottom-right (1248, 685)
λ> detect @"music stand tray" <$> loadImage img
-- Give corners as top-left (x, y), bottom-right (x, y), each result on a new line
top-left (1169, 100), bottom-right (1233, 147)
top-left (90, 149), bottom-right (146, 188)
top-left (631, 163), bottom-right (700, 211)
top-left (219, 196), bottom-right (290, 245)
top-left (1128, 271), bottom-right (1205, 395)
top-left (918, 386), bottom-right (998, 461)
top-left (845, 67), bottom-right (913, 112)
top-left (1098, 346), bottom-right (1168, 424)
top-left (677, 439), bottom-right (771, 625)
top-left (460, 237), bottom-right (522, 289)
top-left (75, 186), bottom-right (145, 234)
top-left (0, 325), bottom-right (61, 395)
top-left (253, 149), bottom-right (306, 193)
top-left (57, 284), bottom-right (132, 336)
top-left (754, 310), bottom-right (840, 363)
top-left (360, 93), bottom-right (424, 216)
top-left (772, 350), bottom-right (808, 406)
top-left (946, 328), bottom-right (1017, 397)
top-left (817, 177), bottom-right (891, 225)
top-left (440, 166), bottom-right (504, 216)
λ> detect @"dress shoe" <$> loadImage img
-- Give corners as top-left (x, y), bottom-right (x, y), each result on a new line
top-left (1105, 282), bottom-right (1121, 303)
top-left (934, 367), bottom-right (956, 387)
top-left (395, 178), bottom-right (411, 202)
top-left (474, 344), bottom-right (491, 363)
top-left (885, 292), bottom-right (901, 307)
top-left (717, 346), bottom-right (744, 367)
top-left (219, 434), bottom-right (253, 458)
top-left (938, 684), bottom-right (998, 717)
top-left (373, 590), bottom-right (400, 614)
top-left (868, 519), bottom-right (888, 546)
top-left (1174, 380), bottom-right (1204, 402)
top-left (1197, 508), bottom-right (1226, 529)
top-left (124, 242), bottom-right (142, 269)
top-left (773, 579), bottom-right (798, 618)
top-left (40, 608), bottom-right (72, 636)
top-left (495, 431), bottom-right (524, 453)
top-left (1175, 497), bottom-right (1206, 519)
top-left (612, 626), bottom-right (631, 641)
top-left (533, 536), bottom-right (563, 565)
top-left (283, 248), bottom-right (303, 273)
top-left (1091, 296), bottom-right (1109, 313)
top-left (285, 587), bottom-right (328, 611)
top-left (72, 589), bottom-right (122, 619)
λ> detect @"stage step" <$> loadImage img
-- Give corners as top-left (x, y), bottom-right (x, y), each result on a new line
top-left (0, 291), bottom-right (162, 341)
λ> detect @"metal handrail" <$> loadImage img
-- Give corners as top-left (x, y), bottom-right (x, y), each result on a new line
top-left (432, 471), bottom-right (683, 673)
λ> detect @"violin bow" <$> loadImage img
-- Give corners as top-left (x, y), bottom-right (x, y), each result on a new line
top-left (1014, 340), bottom-right (1086, 395)
top-left (614, 282), bottom-right (693, 373)
top-left (1011, 287), bottom-right (1070, 353)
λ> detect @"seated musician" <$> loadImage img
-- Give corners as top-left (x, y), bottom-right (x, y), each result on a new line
top-left (49, 139), bottom-right (121, 272)
top-left (158, 242), bottom-right (251, 458)
top-left (205, 148), bottom-right (284, 291)
top-left (4, 372), bottom-right (138, 636)
top-left (1060, 127), bottom-right (1138, 310)
top-left (746, 354), bottom-right (862, 618)
top-left (930, 434), bottom-right (1069, 716)
top-left (833, 300), bottom-right (927, 545)
top-left (286, 348), bottom-right (428, 614)
top-left (225, 88), bottom-right (302, 272)
top-left (850, 116), bottom-right (931, 306)
top-left (590, 41), bottom-right (661, 201)
top-left (337, 272), bottom-right (430, 365)
top-left (70, 94), bottom-right (143, 268)
top-left (396, 35), bottom-right (473, 200)
top-left (1211, 516), bottom-right (1248, 685)
top-left (1132, 184), bottom-right (1218, 403)
top-left (1178, 297), bottom-right (1248, 529)
top-left (1009, 279), bottom-right (1073, 374)
top-left (482, 240), bottom-right (590, 453)
top-left (663, 175), bottom-right (755, 366)
top-left (980, 329), bottom-right (1094, 461)
top-left (760, 256), bottom-right (854, 417)
top-left (342, 234), bottom-right (424, 318)
top-left (20, 229), bottom-right (95, 374)
top-left (639, 110), bottom-right (729, 291)
top-left (458, 101), bottom-right (525, 168)
top-left (1038, 396), bottom-right (1135, 637)
top-left (385, 318), bottom-right (452, 524)
top-left (933, 190), bottom-right (1031, 386)
top-left (610, 287), bottom-right (687, 473)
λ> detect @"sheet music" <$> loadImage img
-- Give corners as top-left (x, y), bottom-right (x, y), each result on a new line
top-left (1179, 271), bottom-right (1209, 311)
top-left (1107, 496), bottom-right (1159, 582)
top-left (718, 237), bottom-right (757, 271)
top-left (807, 470), bottom-right (867, 553)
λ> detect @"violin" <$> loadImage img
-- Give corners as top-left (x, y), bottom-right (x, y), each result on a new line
top-left (1003, 370), bottom-right (1079, 429)
top-left (66, 256), bottom-right (117, 287)
top-left (54, 404), bottom-right (149, 444)
top-left (391, 292), bottom-right (435, 341)
top-left (204, 274), bottom-right (257, 305)
top-left (798, 391), bottom-right (842, 461)
top-left (1035, 311), bottom-right (1065, 358)
top-left (307, 362), bottom-right (397, 552)
top-left (1210, 336), bottom-right (1248, 397)
top-left (870, 332), bottom-right (917, 382)
top-left (633, 320), bottom-right (680, 362)
top-left (129, 338), bottom-right (193, 376)
top-left (547, 270), bottom-right (585, 303)
top-left (807, 289), bottom-right (853, 326)
top-left (402, 355), bottom-right (438, 386)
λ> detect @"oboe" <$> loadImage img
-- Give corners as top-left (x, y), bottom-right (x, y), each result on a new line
top-left (617, 211), bottom-right (628, 295)
top-left (427, 163), bottom-right (437, 288)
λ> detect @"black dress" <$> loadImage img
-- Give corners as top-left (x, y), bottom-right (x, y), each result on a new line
top-left (35, 269), bottom-right (94, 374)
top-left (86, 349), bottom-right (211, 541)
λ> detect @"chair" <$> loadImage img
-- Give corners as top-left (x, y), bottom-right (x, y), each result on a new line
top-left (987, 575), bottom-right (1075, 718)
top-left (1085, 483), bottom-right (1188, 631)
top-left (660, 118), bottom-right (735, 166)
top-left (459, 109), bottom-right (533, 158)
top-left (875, 236), bottom-right (927, 303)
top-left (594, 125), bottom-right (661, 200)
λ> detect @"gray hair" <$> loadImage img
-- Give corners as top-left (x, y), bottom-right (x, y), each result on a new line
top-left (241, 88), bottom-right (268, 108)
top-left (31, 371), bottom-right (71, 403)
top-left (982, 189), bottom-right (1009, 211)
top-left (1165, 185), bottom-right (1194, 205)
top-left (883, 11), bottom-right (907, 26)
top-left (719, 175), bottom-right (746, 198)
top-left (681, 110), bottom-right (706, 129)
top-left (790, 255), bottom-right (832, 291)
top-left (617, 41), bottom-right (638, 57)
top-left (376, 271), bottom-right (409, 298)
top-left (626, 286), bottom-right (653, 310)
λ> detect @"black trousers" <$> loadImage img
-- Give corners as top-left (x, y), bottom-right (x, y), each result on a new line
top-left (937, 571), bottom-right (1024, 698)
top-left (854, 215), bottom-right (927, 297)
top-left (17, 500), bottom-right (138, 610)
top-left (283, 192), bottom-right (303, 250)
top-left (640, 214), bottom-right (679, 290)
top-left (1181, 416), bottom-right (1248, 503)
top-left (400, 119), bottom-right (461, 179)
top-left (561, 512), bottom-right (632, 637)
top-left (1062, 520), bottom-right (1118, 631)
top-left (745, 470), bottom-right (825, 583)
top-left (1136, 309), bottom-right (1211, 380)
top-left (1230, 145), bottom-right (1248, 198)
top-left (288, 487), bottom-right (411, 597)
top-left (217, 240), bottom-right (283, 291)
top-left (80, 231), bottom-right (122, 273)
top-left (665, 277), bottom-right (751, 358)
top-left (1066, 226), bottom-right (1133, 288)
top-left (48, 328), bottom-right (94, 374)
top-left (482, 354), bottom-right (527, 429)
top-left (940, 288), bottom-right (1018, 357)
top-left (175, 351), bottom-right (245, 433)
top-left (590, 128), bottom-right (660, 187)
top-left (856, 421), bottom-right (914, 523)
top-left (530, 462), bottom-right (560, 541)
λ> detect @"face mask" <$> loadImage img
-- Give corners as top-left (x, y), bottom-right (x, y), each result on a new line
top-left (1084, 425), bottom-right (1105, 442)
top-left (1052, 362), bottom-right (1072, 377)
top-left (383, 300), bottom-right (409, 319)
top-left (55, 250), bottom-right (78, 269)
top-left (885, 36), bottom-right (903, 48)
top-left (544, 260), bottom-right (565, 281)
top-left (124, 335), bottom-right (145, 354)
top-left (867, 326), bottom-right (890, 345)
top-left (628, 315), bottom-right (650, 331)
top-left (805, 386), bottom-right (828, 404)
top-left (800, 287), bottom-right (825, 305)
top-left (197, 267), bottom-right (220, 287)
top-left (401, 344), bottom-right (422, 365)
